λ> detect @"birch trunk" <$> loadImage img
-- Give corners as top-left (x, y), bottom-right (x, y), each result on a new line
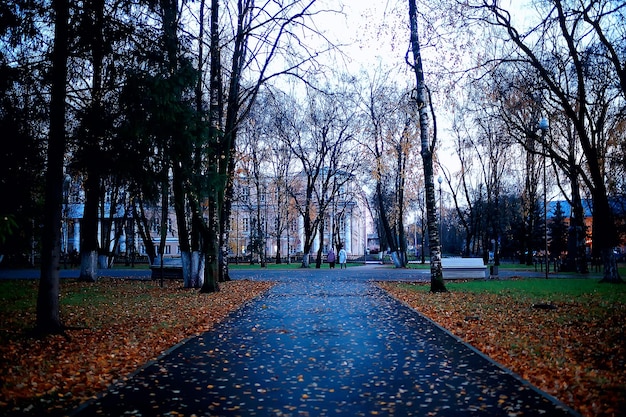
top-left (408, 0), bottom-right (446, 292)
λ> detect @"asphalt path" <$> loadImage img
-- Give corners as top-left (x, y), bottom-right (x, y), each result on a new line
top-left (52, 265), bottom-right (582, 417)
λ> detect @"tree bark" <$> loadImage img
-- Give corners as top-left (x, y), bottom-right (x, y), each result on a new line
top-left (134, 196), bottom-right (157, 265)
top-left (200, 0), bottom-right (223, 293)
top-left (172, 164), bottom-right (193, 286)
top-left (375, 180), bottom-right (402, 267)
top-left (190, 0), bottom-right (206, 288)
top-left (37, 0), bottom-right (70, 335)
top-left (79, 172), bottom-right (100, 281)
top-left (78, 0), bottom-right (107, 282)
top-left (408, 0), bottom-right (446, 292)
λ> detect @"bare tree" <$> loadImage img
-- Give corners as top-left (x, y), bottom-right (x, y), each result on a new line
top-left (407, 0), bottom-right (446, 292)
top-left (359, 72), bottom-right (418, 268)
top-left (276, 85), bottom-right (359, 268)
top-left (196, 0), bottom-right (334, 290)
top-left (466, 0), bottom-right (623, 281)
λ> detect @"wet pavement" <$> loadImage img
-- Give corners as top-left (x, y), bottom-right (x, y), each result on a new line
top-left (67, 267), bottom-right (579, 417)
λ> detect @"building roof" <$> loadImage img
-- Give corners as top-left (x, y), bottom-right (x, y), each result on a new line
top-left (549, 197), bottom-right (626, 218)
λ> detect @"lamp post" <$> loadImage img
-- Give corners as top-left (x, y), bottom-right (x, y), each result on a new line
top-left (539, 117), bottom-right (549, 279)
top-left (438, 175), bottom-right (443, 253)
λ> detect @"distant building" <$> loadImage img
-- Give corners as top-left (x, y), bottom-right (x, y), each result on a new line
top-left (227, 173), bottom-right (371, 262)
top-left (60, 172), bottom-right (374, 263)
top-left (548, 198), bottom-right (626, 257)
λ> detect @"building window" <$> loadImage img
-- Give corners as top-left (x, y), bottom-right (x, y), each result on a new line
top-left (241, 187), bottom-right (249, 203)
top-left (339, 215), bottom-right (346, 233)
top-left (243, 217), bottom-right (249, 232)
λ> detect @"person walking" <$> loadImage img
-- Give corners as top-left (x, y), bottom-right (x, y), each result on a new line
top-left (327, 248), bottom-right (336, 269)
top-left (338, 247), bottom-right (347, 269)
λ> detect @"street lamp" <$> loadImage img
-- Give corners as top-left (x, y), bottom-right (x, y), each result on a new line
top-left (438, 175), bottom-right (443, 253)
top-left (539, 117), bottom-right (549, 279)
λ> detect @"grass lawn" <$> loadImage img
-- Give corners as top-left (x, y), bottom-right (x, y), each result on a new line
top-left (378, 278), bottom-right (626, 417)
top-left (229, 261), bottom-right (304, 269)
top-left (229, 261), bottom-right (361, 269)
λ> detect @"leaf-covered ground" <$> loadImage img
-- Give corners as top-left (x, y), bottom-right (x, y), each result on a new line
top-left (377, 281), bottom-right (626, 417)
top-left (0, 278), bottom-right (274, 416)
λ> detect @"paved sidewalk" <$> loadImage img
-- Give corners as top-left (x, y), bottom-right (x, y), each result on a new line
top-left (70, 269), bottom-right (579, 416)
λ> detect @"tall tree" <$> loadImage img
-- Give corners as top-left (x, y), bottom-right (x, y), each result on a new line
top-left (0, 1), bottom-right (47, 266)
top-left (360, 72), bottom-right (417, 268)
top-left (76, 0), bottom-right (107, 281)
top-left (407, 0), bottom-right (446, 292)
top-left (274, 85), bottom-right (358, 268)
top-left (37, 0), bottom-right (70, 334)
top-left (470, 0), bottom-right (623, 282)
top-left (200, 0), bottom-right (332, 286)
top-left (199, 0), bottom-right (223, 293)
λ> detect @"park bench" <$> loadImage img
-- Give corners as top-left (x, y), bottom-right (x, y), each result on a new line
top-left (441, 257), bottom-right (487, 279)
top-left (150, 257), bottom-right (183, 280)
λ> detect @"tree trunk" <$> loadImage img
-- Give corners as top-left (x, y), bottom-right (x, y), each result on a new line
top-left (408, 6), bottom-right (445, 290)
top-left (79, 0), bottom-right (107, 281)
top-left (220, 174), bottom-right (234, 281)
top-left (79, 172), bottom-right (100, 282)
top-left (301, 251), bottom-right (310, 268)
top-left (134, 197), bottom-right (157, 265)
top-left (37, 0), bottom-right (69, 335)
top-left (408, 0), bottom-right (446, 292)
top-left (275, 205), bottom-right (282, 264)
top-left (299, 192), bottom-right (315, 268)
top-left (173, 164), bottom-right (192, 287)
top-left (157, 173), bottom-right (169, 287)
top-left (190, 208), bottom-right (205, 288)
top-left (564, 170), bottom-right (588, 273)
top-left (396, 140), bottom-right (408, 267)
top-left (593, 187), bottom-right (623, 283)
top-left (315, 220), bottom-right (324, 268)
top-left (200, 0), bottom-right (222, 293)
top-left (200, 189), bottom-right (220, 293)
top-left (190, 0), bottom-right (206, 288)
top-left (375, 181), bottom-right (403, 268)
top-left (301, 222), bottom-right (313, 269)
top-left (216, 0), bottom-right (249, 281)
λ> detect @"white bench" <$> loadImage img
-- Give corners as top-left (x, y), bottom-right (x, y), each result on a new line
top-left (441, 258), bottom-right (487, 279)
top-left (150, 257), bottom-right (183, 280)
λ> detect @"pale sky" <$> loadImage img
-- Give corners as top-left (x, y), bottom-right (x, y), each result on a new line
top-left (315, 0), bottom-right (409, 76)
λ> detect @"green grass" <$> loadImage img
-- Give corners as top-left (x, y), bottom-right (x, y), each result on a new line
top-left (0, 280), bottom-right (38, 310)
top-left (228, 261), bottom-right (360, 269)
top-left (400, 278), bottom-right (626, 304)
top-left (229, 262), bottom-right (304, 270)
top-left (409, 260), bottom-right (626, 276)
